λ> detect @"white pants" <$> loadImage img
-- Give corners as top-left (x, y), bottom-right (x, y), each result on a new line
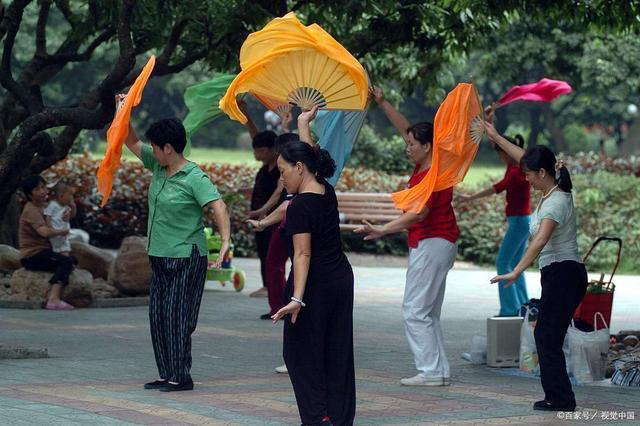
top-left (403, 237), bottom-right (457, 378)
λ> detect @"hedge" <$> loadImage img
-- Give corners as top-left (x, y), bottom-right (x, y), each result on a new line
top-left (37, 153), bottom-right (639, 272)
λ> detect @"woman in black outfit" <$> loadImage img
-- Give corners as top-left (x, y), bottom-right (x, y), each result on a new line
top-left (271, 141), bottom-right (355, 426)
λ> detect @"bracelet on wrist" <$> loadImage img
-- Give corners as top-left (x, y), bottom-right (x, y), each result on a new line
top-left (291, 296), bottom-right (306, 307)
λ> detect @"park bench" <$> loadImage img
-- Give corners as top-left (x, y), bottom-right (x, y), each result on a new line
top-left (336, 192), bottom-right (402, 232)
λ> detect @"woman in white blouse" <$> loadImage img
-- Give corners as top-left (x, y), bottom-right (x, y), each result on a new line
top-left (484, 121), bottom-right (587, 413)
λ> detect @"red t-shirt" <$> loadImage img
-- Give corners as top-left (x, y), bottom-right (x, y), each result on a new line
top-left (492, 164), bottom-right (531, 217)
top-left (406, 167), bottom-right (459, 248)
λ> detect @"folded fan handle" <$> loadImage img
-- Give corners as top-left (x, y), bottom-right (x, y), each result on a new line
top-left (582, 236), bottom-right (622, 285)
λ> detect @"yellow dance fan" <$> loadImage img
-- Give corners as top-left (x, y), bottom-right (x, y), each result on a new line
top-left (220, 12), bottom-right (368, 123)
top-left (253, 93), bottom-right (292, 117)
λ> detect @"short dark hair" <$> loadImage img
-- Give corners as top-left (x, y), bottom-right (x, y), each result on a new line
top-left (22, 175), bottom-right (45, 201)
top-left (407, 122), bottom-right (433, 146)
top-left (145, 118), bottom-right (187, 153)
top-left (252, 130), bottom-right (277, 149)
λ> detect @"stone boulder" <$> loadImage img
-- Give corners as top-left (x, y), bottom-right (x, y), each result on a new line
top-left (109, 236), bottom-right (151, 295)
top-left (7, 268), bottom-right (94, 307)
top-left (0, 244), bottom-right (21, 271)
top-left (70, 241), bottom-right (114, 280)
top-left (91, 278), bottom-right (120, 299)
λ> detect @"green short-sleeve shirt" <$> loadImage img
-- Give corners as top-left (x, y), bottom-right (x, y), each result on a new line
top-left (141, 144), bottom-right (220, 258)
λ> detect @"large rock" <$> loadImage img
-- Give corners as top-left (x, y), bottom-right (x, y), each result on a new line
top-left (70, 241), bottom-right (114, 280)
top-left (0, 244), bottom-right (21, 271)
top-left (91, 278), bottom-right (120, 299)
top-left (7, 268), bottom-right (93, 307)
top-left (109, 236), bottom-right (151, 295)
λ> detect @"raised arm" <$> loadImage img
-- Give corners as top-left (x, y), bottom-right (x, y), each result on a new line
top-left (238, 98), bottom-right (259, 139)
top-left (115, 94), bottom-right (144, 161)
top-left (297, 105), bottom-right (318, 146)
top-left (370, 86), bottom-right (412, 143)
top-left (483, 121), bottom-right (525, 163)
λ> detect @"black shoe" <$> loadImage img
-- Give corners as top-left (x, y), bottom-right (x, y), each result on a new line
top-left (143, 379), bottom-right (168, 390)
top-left (533, 400), bottom-right (576, 412)
top-left (260, 313), bottom-right (272, 320)
top-left (159, 379), bottom-right (194, 392)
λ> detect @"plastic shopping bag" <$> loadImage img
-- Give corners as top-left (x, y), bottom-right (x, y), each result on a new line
top-left (520, 306), bottom-right (539, 373)
top-left (567, 312), bottom-right (610, 383)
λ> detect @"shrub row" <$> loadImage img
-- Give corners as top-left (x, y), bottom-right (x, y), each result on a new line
top-left (39, 154), bottom-right (639, 272)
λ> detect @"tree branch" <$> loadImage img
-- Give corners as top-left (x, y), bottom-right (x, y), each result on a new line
top-left (157, 18), bottom-right (187, 65)
top-left (28, 126), bottom-right (81, 174)
top-left (0, 0), bottom-right (42, 113)
top-left (54, 0), bottom-right (78, 28)
top-left (35, 0), bottom-right (52, 57)
top-left (46, 27), bottom-right (116, 64)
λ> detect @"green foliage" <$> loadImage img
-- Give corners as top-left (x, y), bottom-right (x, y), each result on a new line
top-left (457, 171), bottom-right (640, 273)
top-left (347, 124), bottom-right (412, 174)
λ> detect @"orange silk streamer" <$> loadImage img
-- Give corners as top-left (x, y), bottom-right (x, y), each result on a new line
top-left (391, 83), bottom-right (483, 213)
top-left (97, 56), bottom-right (156, 207)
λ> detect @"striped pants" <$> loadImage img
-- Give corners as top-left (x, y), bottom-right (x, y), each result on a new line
top-left (148, 246), bottom-right (207, 383)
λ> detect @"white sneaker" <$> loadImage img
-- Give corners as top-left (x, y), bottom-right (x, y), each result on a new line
top-left (400, 374), bottom-right (449, 386)
top-left (275, 364), bottom-right (288, 374)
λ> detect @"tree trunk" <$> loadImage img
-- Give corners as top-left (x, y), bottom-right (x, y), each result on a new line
top-left (0, 193), bottom-right (19, 247)
top-left (528, 107), bottom-right (543, 147)
top-left (542, 103), bottom-right (567, 152)
top-left (621, 116), bottom-right (640, 155)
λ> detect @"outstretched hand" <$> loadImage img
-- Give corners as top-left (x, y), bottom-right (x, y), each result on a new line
top-left (490, 271), bottom-right (519, 288)
top-left (353, 220), bottom-right (385, 240)
top-left (271, 301), bottom-right (302, 324)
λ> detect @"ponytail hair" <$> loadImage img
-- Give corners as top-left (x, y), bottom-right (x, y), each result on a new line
top-left (520, 145), bottom-right (573, 192)
top-left (279, 141), bottom-right (337, 179)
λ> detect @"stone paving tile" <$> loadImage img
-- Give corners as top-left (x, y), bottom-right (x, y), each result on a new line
top-left (1, 258), bottom-right (639, 425)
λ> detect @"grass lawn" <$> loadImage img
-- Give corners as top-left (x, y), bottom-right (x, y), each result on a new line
top-left (461, 165), bottom-right (504, 187)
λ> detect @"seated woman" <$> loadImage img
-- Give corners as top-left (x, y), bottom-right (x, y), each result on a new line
top-left (19, 175), bottom-right (74, 310)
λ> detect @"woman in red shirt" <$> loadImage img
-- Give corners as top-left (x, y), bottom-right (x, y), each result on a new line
top-left (458, 135), bottom-right (531, 316)
top-left (356, 87), bottom-right (458, 387)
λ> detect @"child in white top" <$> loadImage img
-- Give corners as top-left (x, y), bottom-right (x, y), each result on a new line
top-left (44, 181), bottom-right (76, 255)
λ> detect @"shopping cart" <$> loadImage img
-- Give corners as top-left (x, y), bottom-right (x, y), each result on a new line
top-left (573, 236), bottom-right (621, 330)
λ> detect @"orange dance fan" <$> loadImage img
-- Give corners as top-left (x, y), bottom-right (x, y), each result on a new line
top-left (391, 83), bottom-right (484, 213)
top-left (97, 56), bottom-right (155, 207)
top-left (220, 12), bottom-right (368, 123)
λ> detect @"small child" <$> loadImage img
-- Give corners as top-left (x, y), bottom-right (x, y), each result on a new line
top-left (43, 181), bottom-right (76, 255)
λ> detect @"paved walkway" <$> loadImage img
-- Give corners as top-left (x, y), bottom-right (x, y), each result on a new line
top-left (1, 257), bottom-right (638, 425)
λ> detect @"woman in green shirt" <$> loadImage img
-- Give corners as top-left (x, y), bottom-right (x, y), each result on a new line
top-left (120, 98), bottom-right (231, 392)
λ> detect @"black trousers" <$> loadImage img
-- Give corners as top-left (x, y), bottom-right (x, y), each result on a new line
top-left (21, 249), bottom-right (74, 286)
top-left (283, 268), bottom-right (356, 426)
top-left (535, 260), bottom-right (587, 407)
top-left (255, 226), bottom-right (273, 288)
top-left (148, 246), bottom-right (207, 383)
